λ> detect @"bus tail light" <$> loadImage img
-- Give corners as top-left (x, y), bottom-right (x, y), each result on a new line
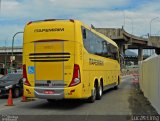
top-left (69, 64), bottom-right (81, 87)
top-left (23, 64), bottom-right (31, 86)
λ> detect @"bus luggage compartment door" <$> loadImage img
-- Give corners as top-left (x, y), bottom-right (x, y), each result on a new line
top-left (31, 41), bottom-right (68, 99)
top-left (33, 41), bottom-right (64, 82)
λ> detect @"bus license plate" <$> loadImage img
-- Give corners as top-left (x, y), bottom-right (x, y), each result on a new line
top-left (43, 90), bottom-right (55, 94)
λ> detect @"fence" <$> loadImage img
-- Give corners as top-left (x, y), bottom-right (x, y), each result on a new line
top-left (121, 67), bottom-right (139, 76)
top-left (139, 54), bottom-right (160, 114)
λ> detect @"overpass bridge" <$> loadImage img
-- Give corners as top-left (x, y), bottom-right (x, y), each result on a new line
top-left (95, 27), bottom-right (160, 64)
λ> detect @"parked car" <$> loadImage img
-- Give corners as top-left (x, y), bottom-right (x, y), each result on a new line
top-left (0, 73), bottom-right (23, 98)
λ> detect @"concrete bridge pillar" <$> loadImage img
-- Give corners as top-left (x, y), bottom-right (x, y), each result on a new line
top-left (138, 47), bottom-right (143, 61)
top-left (119, 44), bottom-right (125, 55)
top-left (119, 44), bottom-right (125, 68)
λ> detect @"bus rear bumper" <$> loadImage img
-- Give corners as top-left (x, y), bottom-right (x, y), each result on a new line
top-left (24, 84), bottom-right (83, 99)
top-left (34, 85), bottom-right (82, 99)
top-left (34, 87), bottom-right (64, 99)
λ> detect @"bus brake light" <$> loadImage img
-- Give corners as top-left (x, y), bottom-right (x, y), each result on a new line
top-left (23, 64), bottom-right (31, 86)
top-left (69, 64), bottom-right (81, 87)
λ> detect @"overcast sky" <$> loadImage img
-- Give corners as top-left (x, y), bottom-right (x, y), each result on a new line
top-left (0, 0), bottom-right (160, 46)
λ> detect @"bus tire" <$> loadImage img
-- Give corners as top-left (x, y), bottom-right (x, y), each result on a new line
top-left (96, 81), bottom-right (103, 100)
top-left (87, 84), bottom-right (96, 103)
top-left (114, 78), bottom-right (120, 90)
top-left (114, 85), bottom-right (118, 90)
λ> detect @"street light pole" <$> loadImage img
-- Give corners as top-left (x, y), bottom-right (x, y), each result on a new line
top-left (11, 31), bottom-right (23, 56)
top-left (123, 11), bottom-right (126, 28)
top-left (150, 17), bottom-right (159, 36)
top-left (131, 18), bottom-right (133, 44)
top-left (11, 32), bottom-right (23, 70)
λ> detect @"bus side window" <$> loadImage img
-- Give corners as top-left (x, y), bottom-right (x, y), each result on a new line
top-left (107, 43), bottom-right (113, 58)
top-left (113, 52), bottom-right (118, 60)
top-left (110, 45), bottom-right (119, 61)
top-left (83, 29), bottom-right (86, 39)
top-left (102, 41), bottom-right (108, 56)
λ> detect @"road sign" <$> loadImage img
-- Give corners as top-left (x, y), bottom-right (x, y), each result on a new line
top-left (28, 66), bottom-right (34, 74)
top-left (10, 56), bottom-right (15, 61)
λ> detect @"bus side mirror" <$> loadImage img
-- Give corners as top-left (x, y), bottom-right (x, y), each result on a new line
top-left (119, 53), bottom-right (124, 67)
top-left (83, 29), bottom-right (86, 39)
top-left (155, 48), bottom-right (160, 55)
top-left (120, 54), bottom-right (124, 61)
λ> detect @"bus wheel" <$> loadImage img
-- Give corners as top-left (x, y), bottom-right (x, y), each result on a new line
top-left (114, 85), bottom-right (118, 90)
top-left (96, 82), bottom-right (103, 100)
top-left (114, 79), bottom-right (119, 90)
top-left (88, 84), bottom-right (96, 103)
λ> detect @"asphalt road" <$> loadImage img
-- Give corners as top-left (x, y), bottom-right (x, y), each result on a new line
top-left (0, 96), bottom-right (21, 107)
top-left (0, 76), bottom-right (158, 121)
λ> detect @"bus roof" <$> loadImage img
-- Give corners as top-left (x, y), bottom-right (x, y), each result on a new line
top-left (26, 19), bottom-right (75, 25)
top-left (25, 19), bottom-right (118, 48)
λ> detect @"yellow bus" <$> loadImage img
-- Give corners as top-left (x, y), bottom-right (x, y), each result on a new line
top-left (23, 19), bottom-right (120, 102)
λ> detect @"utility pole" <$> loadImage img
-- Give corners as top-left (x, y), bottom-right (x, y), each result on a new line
top-left (0, 0), bottom-right (1, 15)
top-left (123, 11), bottom-right (125, 28)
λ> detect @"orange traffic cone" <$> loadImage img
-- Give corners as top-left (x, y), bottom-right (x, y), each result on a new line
top-left (6, 88), bottom-right (14, 106)
top-left (21, 95), bottom-right (28, 102)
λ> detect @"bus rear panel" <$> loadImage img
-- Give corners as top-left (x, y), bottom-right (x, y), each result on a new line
top-left (23, 20), bottom-right (83, 99)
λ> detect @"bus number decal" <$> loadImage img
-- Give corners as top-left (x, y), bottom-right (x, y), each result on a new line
top-left (89, 58), bottom-right (104, 66)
